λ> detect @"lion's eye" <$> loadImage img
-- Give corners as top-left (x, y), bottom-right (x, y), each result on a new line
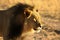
top-left (33, 18), bottom-right (36, 22)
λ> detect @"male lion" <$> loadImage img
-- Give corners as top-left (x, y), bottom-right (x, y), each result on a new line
top-left (0, 3), bottom-right (42, 40)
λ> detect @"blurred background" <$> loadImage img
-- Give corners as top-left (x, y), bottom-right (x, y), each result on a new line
top-left (0, 0), bottom-right (60, 40)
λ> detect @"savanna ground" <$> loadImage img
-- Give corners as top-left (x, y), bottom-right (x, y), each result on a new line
top-left (0, 0), bottom-right (60, 40)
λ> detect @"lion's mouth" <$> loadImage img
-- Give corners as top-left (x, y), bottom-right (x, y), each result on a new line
top-left (34, 27), bottom-right (42, 33)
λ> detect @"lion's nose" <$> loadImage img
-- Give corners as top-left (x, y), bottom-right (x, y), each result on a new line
top-left (33, 21), bottom-right (42, 33)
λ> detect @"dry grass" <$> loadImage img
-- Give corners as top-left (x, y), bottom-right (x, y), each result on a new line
top-left (0, 0), bottom-right (60, 40)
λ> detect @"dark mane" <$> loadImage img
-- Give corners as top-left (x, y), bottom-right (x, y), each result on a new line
top-left (0, 3), bottom-right (34, 40)
top-left (7, 3), bottom-right (34, 39)
top-left (7, 3), bottom-right (34, 15)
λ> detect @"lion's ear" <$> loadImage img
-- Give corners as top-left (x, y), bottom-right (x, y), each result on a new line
top-left (24, 9), bottom-right (32, 19)
top-left (24, 11), bottom-right (30, 17)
